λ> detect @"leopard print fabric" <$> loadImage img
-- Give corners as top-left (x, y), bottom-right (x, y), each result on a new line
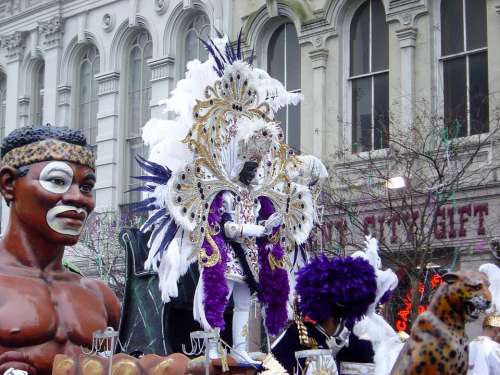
top-left (1, 139), bottom-right (95, 169)
top-left (390, 271), bottom-right (491, 375)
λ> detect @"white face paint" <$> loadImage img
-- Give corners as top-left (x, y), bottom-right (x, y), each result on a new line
top-left (39, 161), bottom-right (88, 236)
top-left (46, 204), bottom-right (88, 236)
top-left (39, 161), bottom-right (74, 194)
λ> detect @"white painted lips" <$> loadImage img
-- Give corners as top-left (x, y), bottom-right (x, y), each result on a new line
top-left (46, 205), bottom-right (88, 236)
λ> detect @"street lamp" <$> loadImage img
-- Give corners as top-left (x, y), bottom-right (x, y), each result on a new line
top-left (387, 176), bottom-right (407, 190)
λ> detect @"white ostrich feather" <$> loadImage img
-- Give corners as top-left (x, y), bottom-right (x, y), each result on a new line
top-left (479, 263), bottom-right (500, 313)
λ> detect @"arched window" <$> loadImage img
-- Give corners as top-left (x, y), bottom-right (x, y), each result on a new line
top-left (267, 22), bottom-right (301, 152)
top-left (0, 73), bottom-right (6, 140)
top-left (184, 13), bottom-right (210, 64)
top-left (125, 30), bottom-right (153, 203)
top-left (441, 0), bottom-right (488, 137)
top-left (350, 0), bottom-right (388, 152)
top-left (76, 46), bottom-right (100, 151)
top-left (32, 61), bottom-right (45, 125)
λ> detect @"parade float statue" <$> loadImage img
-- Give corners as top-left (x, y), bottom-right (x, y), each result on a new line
top-left (134, 35), bottom-right (324, 362)
top-left (0, 126), bottom-right (121, 375)
top-left (390, 270), bottom-right (491, 375)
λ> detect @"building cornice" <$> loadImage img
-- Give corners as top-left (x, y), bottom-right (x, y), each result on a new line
top-left (0, 1), bottom-right (60, 28)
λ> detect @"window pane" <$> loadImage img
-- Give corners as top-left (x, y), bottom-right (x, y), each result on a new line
top-left (441, 0), bottom-right (464, 56)
top-left (443, 57), bottom-right (467, 137)
top-left (80, 61), bottom-right (91, 103)
top-left (186, 30), bottom-right (198, 63)
top-left (288, 103), bottom-right (301, 152)
top-left (352, 76), bottom-right (372, 152)
top-left (34, 63), bottom-right (44, 125)
top-left (198, 24), bottom-right (211, 61)
top-left (374, 73), bottom-right (389, 149)
top-left (372, 0), bottom-right (388, 71)
top-left (285, 23), bottom-right (300, 92)
top-left (184, 14), bottom-right (210, 64)
top-left (268, 24), bottom-right (285, 84)
top-left (350, 1), bottom-right (370, 76)
top-left (469, 52), bottom-right (489, 135)
top-left (466, 0), bottom-right (487, 50)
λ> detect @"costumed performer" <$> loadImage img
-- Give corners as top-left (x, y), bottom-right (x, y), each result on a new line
top-left (271, 254), bottom-right (377, 375)
top-left (350, 236), bottom-right (400, 375)
top-left (133, 35), bottom-right (320, 363)
top-left (467, 263), bottom-right (500, 375)
top-left (467, 313), bottom-right (500, 375)
top-left (0, 126), bottom-right (121, 375)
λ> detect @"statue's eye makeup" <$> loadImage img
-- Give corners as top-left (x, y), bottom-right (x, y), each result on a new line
top-left (39, 161), bottom-right (74, 194)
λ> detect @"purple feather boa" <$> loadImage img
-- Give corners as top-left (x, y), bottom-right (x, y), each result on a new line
top-left (202, 192), bottom-right (230, 330)
top-left (257, 197), bottom-right (290, 335)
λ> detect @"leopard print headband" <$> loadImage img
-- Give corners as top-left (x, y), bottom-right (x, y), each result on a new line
top-left (484, 313), bottom-right (500, 328)
top-left (1, 139), bottom-right (95, 170)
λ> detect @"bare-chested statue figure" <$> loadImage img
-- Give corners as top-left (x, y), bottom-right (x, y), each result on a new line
top-left (0, 126), bottom-right (121, 375)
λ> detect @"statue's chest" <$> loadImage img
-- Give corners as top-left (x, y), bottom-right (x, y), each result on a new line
top-left (0, 273), bottom-right (108, 348)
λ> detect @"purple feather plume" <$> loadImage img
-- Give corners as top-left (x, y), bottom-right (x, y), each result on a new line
top-left (202, 192), bottom-right (230, 330)
top-left (296, 255), bottom-right (377, 324)
top-left (257, 197), bottom-right (290, 335)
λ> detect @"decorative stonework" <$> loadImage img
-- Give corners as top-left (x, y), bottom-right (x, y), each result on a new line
top-left (312, 36), bottom-right (324, 49)
top-left (148, 57), bottom-right (174, 82)
top-left (0, 31), bottom-right (27, 61)
top-left (396, 27), bottom-right (417, 48)
top-left (57, 85), bottom-right (71, 106)
top-left (102, 13), bottom-right (115, 32)
top-left (308, 49), bottom-right (328, 69)
top-left (96, 72), bottom-right (120, 96)
top-left (154, 0), bottom-right (168, 15)
top-left (266, 0), bottom-right (278, 17)
top-left (18, 96), bottom-right (30, 118)
top-left (182, 0), bottom-right (193, 9)
top-left (38, 15), bottom-right (64, 49)
top-left (386, 0), bottom-right (428, 27)
top-left (496, 5), bottom-right (500, 15)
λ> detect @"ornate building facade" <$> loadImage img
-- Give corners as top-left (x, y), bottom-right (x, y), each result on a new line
top-left (0, 0), bottom-right (499, 275)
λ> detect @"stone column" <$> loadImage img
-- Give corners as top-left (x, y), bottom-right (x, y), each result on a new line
top-left (308, 48), bottom-right (329, 159)
top-left (17, 97), bottom-right (30, 127)
top-left (0, 31), bottom-right (27, 232)
top-left (396, 27), bottom-right (417, 130)
top-left (95, 72), bottom-right (120, 212)
top-left (38, 16), bottom-right (64, 125)
top-left (148, 56), bottom-right (174, 119)
top-left (57, 85), bottom-right (71, 126)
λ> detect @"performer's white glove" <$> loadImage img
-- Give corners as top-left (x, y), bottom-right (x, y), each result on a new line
top-left (241, 224), bottom-right (266, 237)
top-left (326, 326), bottom-right (350, 357)
top-left (224, 222), bottom-right (266, 239)
top-left (263, 213), bottom-right (283, 235)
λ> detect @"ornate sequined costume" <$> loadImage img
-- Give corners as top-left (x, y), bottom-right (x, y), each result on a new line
top-left (133, 35), bottom-right (325, 361)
